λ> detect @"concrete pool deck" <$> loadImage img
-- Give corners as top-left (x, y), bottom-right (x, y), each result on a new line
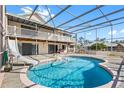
top-left (0, 54), bottom-right (124, 88)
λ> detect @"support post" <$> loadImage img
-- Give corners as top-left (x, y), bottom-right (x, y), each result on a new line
top-left (0, 5), bottom-right (3, 69)
top-left (35, 24), bottom-right (38, 55)
top-left (36, 39), bottom-right (38, 55)
top-left (110, 25), bottom-right (113, 52)
top-left (96, 29), bottom-right (97, 51)
top-left (0, 5), bottom-right (5, 69)
top-left (2, 6), bottom-right (6, 51)
top-left (75, 33), bottom-right (77, 53)
top-left (84, 32), bottom-right (86, 52)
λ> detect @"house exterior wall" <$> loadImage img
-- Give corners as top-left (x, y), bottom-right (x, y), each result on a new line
top-left (107, 47), bottom-right (117, 51)
top-left (48, 42), bottom-right (68, 53)
top-left (8, 20), bottom-right (22, 35)
top-left (7, 15), bottom-right (75, 55)
top-left (8, 20), bottom-right (69, 36)
top-left (17, 40), bottom-right (37, 54)
top-left (17, 39), bottom-right (69, 55)
top-left (106, 44), bottom-right (124, 52)
top-left (0, 6), bottom-right (3, 68)
top-left (116, 44), bottom-right (124, 52)
top-left (38, 27), bottom-right (54, 33)
top-left (8, 20), bottom-right (21, 27)
top-left (38, 41), bottom-right (48, 54)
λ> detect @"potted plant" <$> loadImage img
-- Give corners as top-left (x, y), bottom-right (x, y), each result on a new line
top-left (3, 51), bottom-right (13, 72)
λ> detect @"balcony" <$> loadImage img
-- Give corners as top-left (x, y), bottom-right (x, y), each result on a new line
top-left (7, 26), bottom-right (75, 43)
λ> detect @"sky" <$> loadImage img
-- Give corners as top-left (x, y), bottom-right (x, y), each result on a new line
top-left (6, 5), bottom-right (124, 42)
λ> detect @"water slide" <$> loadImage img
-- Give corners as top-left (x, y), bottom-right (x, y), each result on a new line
top-left (8, 38), bottom-right (39, 66)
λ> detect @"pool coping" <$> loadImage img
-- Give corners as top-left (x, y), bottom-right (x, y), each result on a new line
top-left (0, 66), bottom-right (6, 88)
top-left (0, 72), bottom-right (5, 88)
top-left (20, 55), bottom-right (114, 88)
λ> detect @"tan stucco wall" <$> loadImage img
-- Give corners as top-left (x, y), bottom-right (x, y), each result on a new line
top-left (38, 27), bottom-right (53, 33)
top-left (8, 20), bottom-right (21, 28)
top-left (38, 41), bottom-right (48, 54)
top-left (8, 20), bottom-right (64, 35)
top-left (48, 42), bottom-right (68, 53)
top-left (38, 27), bottom-right (64, 36)
top-left (17, 40), bottom-right (48, 54)
top-left (8, 20), bottom-right (22, 34)
top-left (8, 19), bottom-right (71, 37)
top-left (17, 39), bottom-right (69, 54)
top-left (18, 40), bottom-right (36, 44)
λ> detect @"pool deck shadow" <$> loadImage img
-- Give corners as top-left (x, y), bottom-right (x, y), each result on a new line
top-left (7, 71), bottom-right (26, 74)
top-left (24, 84), bottom-right (37, 88)
top-left (111, 59), bottom-right (124, 88)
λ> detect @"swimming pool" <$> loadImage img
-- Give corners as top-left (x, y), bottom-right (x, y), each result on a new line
top-left (27, 56), bottom-right (112, 88)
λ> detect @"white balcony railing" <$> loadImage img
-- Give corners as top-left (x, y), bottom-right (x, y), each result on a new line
top-left (7, 26), bottom-right (76, 42)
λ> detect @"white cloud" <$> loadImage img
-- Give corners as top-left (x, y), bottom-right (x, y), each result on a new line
top-left (37, 6), bottom-right (54, 21)
top-left (21, 6), bottom-right (54, 21)
top-left (108, 30), bottom-right (117, 36)
top-left (21, 6), bottom-right (33, 13)
top-left (120, 29), bottom-right (124, 33)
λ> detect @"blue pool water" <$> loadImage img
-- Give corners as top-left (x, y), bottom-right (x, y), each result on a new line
top-left (27, 56), bottom-right (112, 88)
